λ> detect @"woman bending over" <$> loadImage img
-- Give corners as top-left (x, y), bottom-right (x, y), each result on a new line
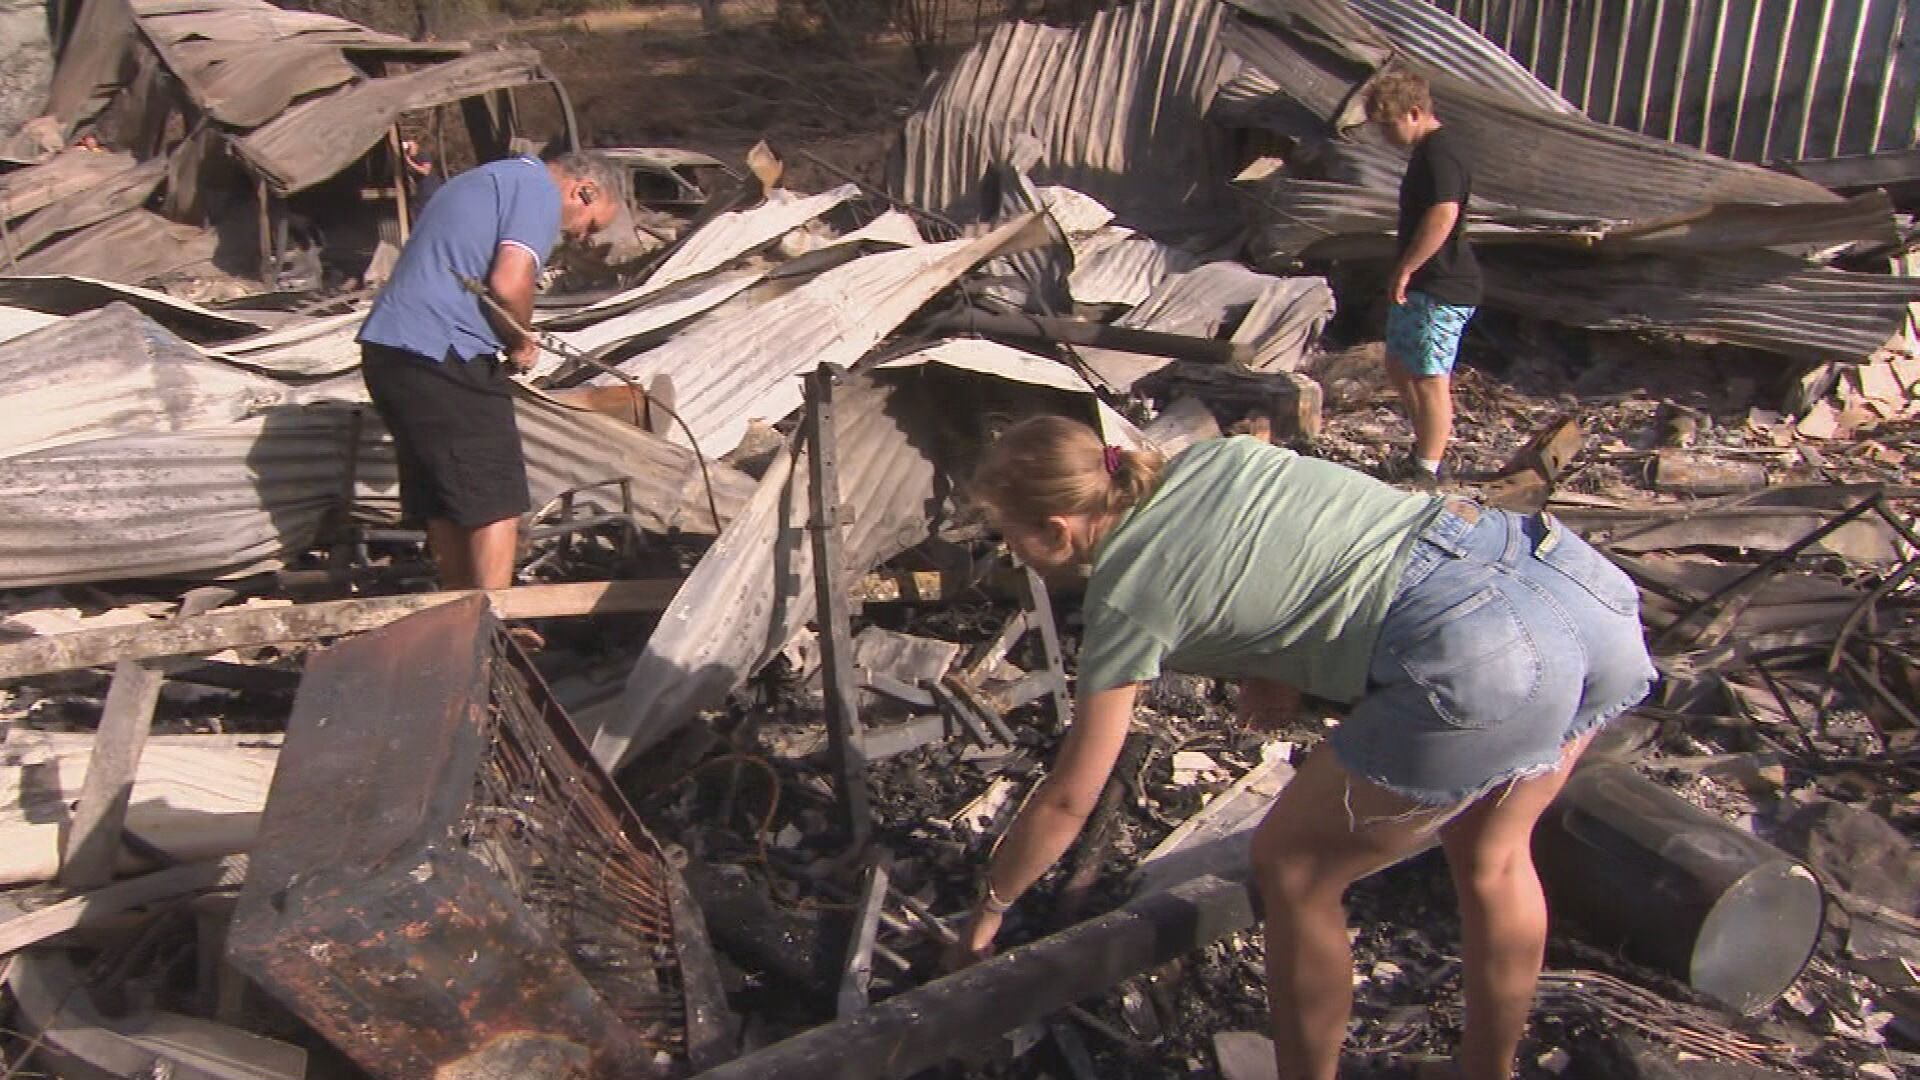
top-left (955, 415), bottom-right (1655, 1080)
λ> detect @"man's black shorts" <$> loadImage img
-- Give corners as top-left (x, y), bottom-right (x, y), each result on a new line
top-left (360, 342), bottom-right (530, 528)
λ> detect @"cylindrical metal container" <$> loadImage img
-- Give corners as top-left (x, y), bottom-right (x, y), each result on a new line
top-left (1534, 762), bottom-right (1825, 1014)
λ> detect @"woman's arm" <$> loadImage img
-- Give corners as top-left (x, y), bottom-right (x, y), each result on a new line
top-left (951, 683), bottom-right (1139, 965)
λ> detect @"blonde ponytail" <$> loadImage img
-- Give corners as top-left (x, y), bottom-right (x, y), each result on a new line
top-left (971, 415), bottom-right (1166, 527)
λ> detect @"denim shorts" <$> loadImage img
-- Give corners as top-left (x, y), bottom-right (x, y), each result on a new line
top-left (1329, 502), bottom-right (1657, 807)
top-left (1385, 291), bottom-right (1475, 377)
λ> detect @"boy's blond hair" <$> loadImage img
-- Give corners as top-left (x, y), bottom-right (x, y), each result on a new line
top-left (1364, 69), bottom-right (1433, 121)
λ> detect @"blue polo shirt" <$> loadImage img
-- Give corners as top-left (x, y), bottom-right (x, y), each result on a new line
top-left (359, 156), bottom-right (562, 362)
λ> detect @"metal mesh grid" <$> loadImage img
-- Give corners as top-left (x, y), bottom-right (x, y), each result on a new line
top-left (461, 633), bottom-right (686, 1054)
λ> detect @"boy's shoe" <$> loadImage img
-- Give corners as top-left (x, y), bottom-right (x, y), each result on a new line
top-left (1380, 453), bottom-right (1443, 491)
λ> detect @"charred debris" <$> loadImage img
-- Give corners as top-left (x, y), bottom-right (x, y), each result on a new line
top-left (2, 0), bottom-right (1919, 1077)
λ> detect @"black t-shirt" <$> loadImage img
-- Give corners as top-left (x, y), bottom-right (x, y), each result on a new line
top-left (1396, 127), bottom-right (1482, 306)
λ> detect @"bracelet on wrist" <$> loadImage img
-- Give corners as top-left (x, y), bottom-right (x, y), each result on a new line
top-left (982, 880), bottom-right (1015, 915)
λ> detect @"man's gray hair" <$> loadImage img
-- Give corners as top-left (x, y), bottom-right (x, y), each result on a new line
top-left (549, 150), bottom-right (623, 201)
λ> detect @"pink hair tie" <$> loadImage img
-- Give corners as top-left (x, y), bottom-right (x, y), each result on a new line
top-left (1102, 445), bottom-right (1123, 476)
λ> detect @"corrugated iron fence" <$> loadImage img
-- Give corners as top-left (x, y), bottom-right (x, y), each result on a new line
top-left (1427, 0), bottom-right (1919, 164)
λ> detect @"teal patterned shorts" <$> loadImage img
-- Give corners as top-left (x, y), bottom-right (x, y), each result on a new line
top-left (1386, 290), bottom-right (1476, 377)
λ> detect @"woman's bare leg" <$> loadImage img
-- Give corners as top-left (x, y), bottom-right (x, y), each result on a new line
top-left (1437, 732), bottom-right (1596, 1080)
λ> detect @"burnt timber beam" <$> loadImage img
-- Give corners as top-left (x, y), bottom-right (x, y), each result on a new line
top-left (925, 310), bottom-right (1255, 367)
top-left (0, 579), bottom-right (680, 681)
top-left (690, 871), bottom-right (1259, 1080)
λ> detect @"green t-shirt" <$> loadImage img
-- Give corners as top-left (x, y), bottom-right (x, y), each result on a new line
top-left (1078, 436), bottom-right (1443, 704)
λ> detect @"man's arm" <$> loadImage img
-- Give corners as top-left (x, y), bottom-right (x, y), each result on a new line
top-left (1389, 201), bottom-right (1460, 305)
top-left (486, 243), bottom-right (540, 371)
top-left (951, 682), bottom-right (1138, 964)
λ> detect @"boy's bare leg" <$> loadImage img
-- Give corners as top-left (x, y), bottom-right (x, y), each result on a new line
top-left (1408, 372), bottom-right (1453, 465)
top-left (1252, 746), bottom-right (1456, 1080)
top-left (1437, 732), bottom-right (1596, 1080)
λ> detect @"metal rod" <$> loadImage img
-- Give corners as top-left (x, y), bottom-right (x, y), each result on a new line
top-left (1635, 0), bottom-right (1667, 133)
top-left (1797, 0), bottom-right (1836, 161)
top-left (1730, 0), bottom-right (1764, 158)
top-left (1610, 0), bottom-right (1637, 126)
top-left (1666, 0), bottom-right (1697, 142)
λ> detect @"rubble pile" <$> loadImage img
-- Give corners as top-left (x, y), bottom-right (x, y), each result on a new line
top-left (1, 0), bottom-right (1918, 1078)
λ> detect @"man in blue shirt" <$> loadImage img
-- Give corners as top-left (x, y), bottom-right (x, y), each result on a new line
top-left (358, 152), bottom-right (619, 591)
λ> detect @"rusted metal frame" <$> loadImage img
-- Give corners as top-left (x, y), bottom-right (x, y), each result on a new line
top-left (805, 366), bottom-right (874, 851)
top-left (59, 660), bottom-right (167, 891)
top-left (1017, 567), bottom-right (1075, 732)
top-left (1731, 664), bottom-right (1819, 758)
top-left (1652, 491), bottom-right (1883, 652)
top-left (1823, 548), bottom-right (1919, 683)
top-left (837, 857), bottom-right (891, 1018)
top-left (1839, 650), bottom-right (1912, 742)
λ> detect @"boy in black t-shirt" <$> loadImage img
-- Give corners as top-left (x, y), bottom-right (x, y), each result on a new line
top-left (1365, 70), bottom-right (1482, 489)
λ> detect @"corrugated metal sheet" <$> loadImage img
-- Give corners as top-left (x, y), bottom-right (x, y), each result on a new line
top-left (1429, 0), bottom-right (1920, 164)
top-left (0, 305), bottom-right (63, 346)
top-left (212, 311), bottom-right (366, 378)
top-left (0, 275), bottom-right (272, 341)
top-left (1223, 10), bottom-right (1842, 221)
top-left (0, 149), bottom-right (141, 221)
top-left (9, 209), bottom-right (218, 284)
top-left (591, 214), bottom-right (1055, 458)
top-left (1346, 0), bottom-right (1576, 115)
top-left (1068, 229), bottom-right (1198, 307)
top-left (235, 49), bottom-right (550, 195)
top-left (641, 186), bottom-right (860, 291)
top-left (0, 390), bottom-right (753, 589)
top-left (528, 270), bottom-right (765, 380)
top-left (3, 157), bottom-right (166, 257)
top-left (895, 0), bottom-right (1237, 240)
top-left (594, 373), bottom-right (938, 767)
top-left (1079, 262), bottom-right (1333, 386)
top-left (0, 304), bottom-right (296, 460)
top-left (1482, 247), bottom-right (1920, 359)
top-left (0, 405), bottom-right (398, 587)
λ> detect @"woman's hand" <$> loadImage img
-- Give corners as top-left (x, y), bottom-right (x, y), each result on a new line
top-left (1237, 678), bottom-right (1301, 731)
top-left (945, 905), bottom-right (1003, 971)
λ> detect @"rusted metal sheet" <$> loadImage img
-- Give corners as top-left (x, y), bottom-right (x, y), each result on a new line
top-left (229, 597), bottom-right (701, 1079)
top-left (894, 0), bottom-right (1236, 239)
top-left (0, 148), bottom-right (141, 221)
top-left (1345, 0), bottom-right (1578, 115)
top-left (1430, 0), bottom-right (1920, 164)
top-left (590, 213), bottom-right (1055, 458)
top-left (3, 156), bottom-right (166, 258)
top-left (9, 207), bottom-right (219, 284)
top-left (234, 48), bottom-right (551, 195)
top-left (641, 185), bottom-right (860, 291)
